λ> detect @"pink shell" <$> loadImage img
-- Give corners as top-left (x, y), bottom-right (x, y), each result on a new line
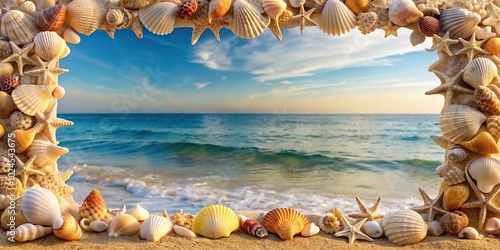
top-left (0, 74), bottom-right (21, 94)
top-left (418, 16), bottom-right (440, 37)
top-left (176, 0), bottom-right (198, 19)
top-left (35, 5), bottom-right (66, 31)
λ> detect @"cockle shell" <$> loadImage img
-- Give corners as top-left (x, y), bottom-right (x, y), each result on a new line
top-left (66, 0), bottom-right (107, 36)
top-left (79, 189), bottom-right (107, 222)
top-left (381, 210), bottom-right (427, 246)
top-left (21, 187), bottom-right (61, 226)
top-left (0, 10), bottom-right (40, 45)
top-left (208, 0), bottom-right (231, 23)
top-left (192, 204), bottom-right (239, 239)
top-left (108, 213), bottom-right (140, 237)
top-left (53, 213), bottom-right (82, 241)
top-left (263, 0), bottom-right (286, 20)
top-left (458, 227), bottom-right (482, 240)
top-left (357, 12), bottom-right (378, 35)
top-left (0, 73), bottom-right (21, 94)
top-left (33, 31), bottom-right (67, 61)
top-left (487, 115), bottom-right (500, 142)
top-left (418, 16), bottom-right (440, 37)
top-left (106, 5), bottom-right (133, 30)
top-left (238, 215), bottom-right (268, 238)
top-left (440, 7), bottom-right (481, 39)
top-left (463, 57), bottom-right (499, 88)
top-left (427, 220), bottom-right (444, 236)
top-left (388, 0), bottom-right (423, 27)
top-left (459, 131), bottom-right (499, 155)
top-left (447, 148), bottom-right (467, 162)
top-left (301, 222), bottom-right (320, 237)
top-left (139, 2), bottom-right (178, 35)
top-left (14, 223), bottom-right (52, 242)
top-left (486, 37), bottom-right (500, 55)
top-left (485, 217), bottom-right (500, 234)
top-left (173, 224), bottom-right (197, 237)
top-left (262, 208), bottom-right (309, 241)
top-left (0, 91), bottom-right (17, 118)
top-left (443, 184), bottom-right (469, 211)
top-left (10, 128), bottom-right (36, 153)
top-left (475, 85), bottom-right (500, 115)
top-left (229, 0), bottom-right (270, 39)
top-left (177, 0), bottom-right (198, 19)
top-left (439, 105), bottom-right (487, 144)
top-left (440, 211), bottom-right (468, 235)
top-left (444, 167), bottom-right (466, 185)
top-left (119, 0), bottom-right (155, 9)
top-left (317, 0), bottom-right (357, 36)
top-left (140, 215), bottom-right (174, 242)
top-left (345, 0), bottom-right (369, 15)
top-left (26, 137), bottom-right (69, 167)
top-left (62, 28), bottom-right (81, 44)
top-left (80, 218), bottom-right (109, 232)
top-left (361, 221), bottom-right (383, 238)
top-left (125, 204), bottom-right (149, 222)
top-left (20, 1), bottom-right (38, 17)
top-left (468, 156), bottom-right (500, 193)
top-left (11, 84), bottom-right (55, 116)
top-left (35, 5), bottom-right (66, 31)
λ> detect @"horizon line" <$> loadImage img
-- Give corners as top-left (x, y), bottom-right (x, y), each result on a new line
top-left (58, 112), bottom-right (441, 115)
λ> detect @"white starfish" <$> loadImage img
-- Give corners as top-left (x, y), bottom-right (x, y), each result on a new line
top-left (335, 215), bottom-right (373, 244)
top-left (291, 4), bottom-right (317, 35)
top-left (24, 55), bottom-right (69, 85)
top-left (483, 3), bottom-right (500, 33)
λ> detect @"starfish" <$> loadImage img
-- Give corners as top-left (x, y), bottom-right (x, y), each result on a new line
top-left (1, 42), bottom-right (36, 75)
top-left (36, 169), bottom-right (75, 200)
top-left (291, 5), bottom-right (317, 35)
top-left (334, 215), bottom-right (373, 244)
top-left (349, 196), bottom-right (384, 222)
top-left (15, 155), bottom-right (45, 188)
top-left (425, 70), bottom-right (473, 109)
top-left (381, 21), bottom-right (400, 38)
top-left (483, 3), bottom-right (500, 33)
top-left (190, 18), bottom-right (226, 45)
top-left (417, 2), bottom-right (440, 15)
top-left (427, 53), bottom-right (451, 72)
top-left (426, 32), bottom-right (459, 57)
top-left (461, 163), bottom-right (500, 230)
top-left (455, 32), bottom-right (490, 62)
top-left (34, 102), bottom-right (74, 144)
top-left (411, 188), bottom-right (447, 223)
top-left (268, 19), bottom-right (282, 41)
top-left (24, 55), bottom-right (69, 85)
top-left (99, 22), bottom-right (117, 39)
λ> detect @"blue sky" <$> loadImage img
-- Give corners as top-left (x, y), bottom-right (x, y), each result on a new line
top-left (58, 25), bottom-right (441, 114)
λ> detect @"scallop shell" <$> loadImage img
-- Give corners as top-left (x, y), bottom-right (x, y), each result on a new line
top-left (11, 84), bottom-right (55, 116)
top-left (21, 187), bottom-right (61, 226)
top-left (458, 227), bottom-right (482, 240)
top-left (208, 0), bottom-right (231, 23)
top-left (125, 204), bottom-right (150, 222)
top-left (381, 210), bottom-right (427, 246)
top-left (485, 217), bottom-right (500, 234)
top-left (139, 2), bottom-right (178, 35)
top-left (486, 37), bottom-right (500, 55)
top-left (14, 223), bottom-right (53, 242)
top-left (439, 104), bottom-right (487, 144)
top-left (427, 220), bottom-right (444, 236)
top-left (475, 85), bottom-right (500, 115)
top-left (62, 28), bottom-right (81, 44)
top-left (463, 57), bottom-right (499, 88)
top-left (443, 184), bottom-right (470, 211)
top-left (440, 211), bottom-right (468, 235)
top-left (262, 208), bottom-right (309, 241)
top-left (229, 0), bottom-right (270, 39)
top-left (106, 5), bottom-right (133, 29)
top-left (444, 167), bottom-right (466, 185)
top-left (418, 16), bottom-right (440, 37)
top-left (33, 31), bottom-right (67, 61)
top-left (317, 0), bottom-right (357, 36)
top-left (263, 0), bottom-right (286, 20)
top-left (361, 221), bottom-right (383, 238)
top-left (108, 213), bottom-right (140, 237)
top-left (318, 212), bottom-right (341, 234)
top-left (468, 156), bottom-right (500, 193)
top-left (447, 148), bottom-right (467, 162)
top-left (238, 215), bottom-right (268, 238)
top-left (26, 138), bottom-right (69, 167)
top-left (66, 0), bottom-right (107, 35)
top-left (0, 91), bottom-right (17, 118)
top-left (174, 224), bottom-right (197, 237)
top-left (487, 115), bottom-right (500, 142)
top-left (140, 215), bottom-right (174, 242)
top-left (79, 189), bottom-right (107, 222)
top-left (459, 131), bottom-right (499, 155)
top-left (119, 0), bottom-right (156, 9)
top-left (388, 0), bottom-right (423, 27)
top-left (357, 12), bottom-right (378, 35)
top-left (53, 213), bottom-right (82, 241)
top-left (10, 128), bottom-right (36, 153)
top-left (35, 4), bottom-right (66, 31)
top-left (345, 0), bottom-right (369, 15)
top-left (176, 0), bottom-right (198, 19)
top-left (301, 222), bottom-right (320, 237)
top-left (0, 10), bottom-right (40, 45)
top-left (440, 7), bottom-right (481, 39)
top-left (192, 204), bottom-right (239, 239)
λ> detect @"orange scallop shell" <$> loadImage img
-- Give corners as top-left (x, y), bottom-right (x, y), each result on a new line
top-left (262, 208), bottom-right (309, 241)
top-left (79, 189), bottom-right (107, 222)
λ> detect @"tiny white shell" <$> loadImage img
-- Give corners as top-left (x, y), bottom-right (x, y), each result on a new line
top-left (14, 223), bottom-right (53, 242)
top-left (301, 222), bottom-right (320, 237)
top-left (90, 220), bottom-right (109, 232)
top-left (458, 227), bottom-right (483, 240)
top-left (79, 217), bottom-right (93, 232)
top-left (125, 204), bottom-right (150, 222)
top-left (361, 221), bottom-right (383, 238)
top-left (173, 224), bottom-right (197, 238)
top-left (21, 187), bottom-right (61, 226)
top-left (427, 221), bottom-right (444, 236)
top-left (140, 215), bottom-right (174, 242)
top-left (62, 28), bottom-right (81, 44)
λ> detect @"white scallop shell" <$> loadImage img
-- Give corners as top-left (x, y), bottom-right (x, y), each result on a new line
top-left (140, 215), bottom-right (174, 242)
top-left (66, 0), bottom-right (107, 35)
top-left (468, 156), bottom-right (500, 193)
top-left (301, 222), bottom-right (320, 237)
top-left (439, 105), bottom-right (487, 144)
top-left (440, 7), bottom-right (481, 39)
top-left (381, 210), bottom-right (428, 246)
top-left (229, 0), bottom-right (270, 39)
top-left (21, 187), bottom-right (61, 226)
top-left (11, 84), bottom-right (55, 116)
top-left (463, 57), bottom-right (499, 88)
top-left (139, 2), bottom-right (178, 35)
top-left (0, 10), bottom-right (40, 45)
top-left (14, 223), bottom-right (53, 242)
top-left (263, 0), bottom-right (286, 20)
top-left (361, 221), bottom-right (383, 238)
top-left (108, 214), bottom-right (140, 237)
top-left (33, 31), bottom-right (67, 61)
top-left (317, 0), bottom-right (357, 36)
top-left (125, 204), bottom-right (150, 222)
top-left (26, 138), bottom-right (69, 167)
top-left (447, 148), bottom-right (467, 162)
top-left (174, 224), bottom-right (197, 237)
top-left (388, 0), bottom-right (423, 27)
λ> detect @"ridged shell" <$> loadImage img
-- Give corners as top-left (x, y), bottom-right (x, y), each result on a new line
top-left (444, 167), bottom-right (466, 185)
top-left (381, 210), bottom-right (427, 246)
top-left (318, 212), bottom-right (341, 234)
top-left (238, 215), bottom-right (268, 238)
top-left (263, 0), bottom-right (286, 20)
top-left (357, 12), bottom-right (378, 35)
top-left (192, 205), bottom-right (239, 239)
top-left (173, 224), bottom-right (197, 237)
top-left (262, 208), bottom-right (309, 241)
top-left (440, 7), bottom-right (481, 39)
top-left (0, 10), bottom-right (40, 45)
top-left (139, 2), bottom-right (178, 35)
top-left (475, 85), bottom-right (500, 115)
top-left (33, 31), bottom-right (67, 61)
top-left (177, 0), bottom-right (198, 19)
top-left (345, 0), bottom-right (369, 15)
top-left (35, 5), bottom-right (66, 31)
top-left (125, 204), bottom-right (150, 222)
top-left (120, 0), bottom-right (156, 9)
top-left (447, 148), bottom-right (467, 162)
top-left (439, 105), bottom-right (487, 143)
top-left (108, 213), bottom-right (140, 237)
top-left (388, 0), bottom-right (423, 27)
top-left (463, 58), bottom-right (499, 88)
top-left (14, 223), bottom-right (53, 242)
top-left (361, 221), bottom-right (383, 238)
top-left (106, 5), bottom-right (133, 29)
top-left (26, 138), bottom-right (69, 167)
top-left (418, 16), bottom-right (440, 37)
top-left (11, 84), bottom-right (55, 116)
top-left (459, 131), bottom-right (499, 155)
top-left (140, 215), bottom-right (174, 242)
top-left (10, 128), bottom-right (36, 153)
top-left (443, 184), bottom-right (470, 211)
top-left (66, 0), bottom-right (107, 35)
top-left (21, 187), bottom-right (61, 226)
top-left (79, 190), bottom-right (107, 222)
top-left (486, 37), bottom-right (500, 55)
top-left (53, 213), bottom-right (82, 241)
top-left (440, 211), bottom-right (468, 235)
top-left (487, 115), bottom-right (500, 142)
top-left (229, 0), bottom-right (270, 39)
top-left (485, 218), bottom-right (500, 234)
top-left (468, 156), bottom-right (500, 193)
top-left (317, 0), bottom-right (357, 36)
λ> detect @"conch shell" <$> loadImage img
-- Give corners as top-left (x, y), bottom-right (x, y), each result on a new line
top-left (475, 85), bottom-right (500, 115)
top-left (53, 213), bottom-right (83, 241)
top-left (79, 189), bottom-right (107, 222)
top-left (35, 4), bottom-right (66, 31)
top-left (14, 223), bottom-right (53, 242)
top-left (459, 131), bottom-right (499, 155)
top-left (238, 215), bottom-right (268, 238)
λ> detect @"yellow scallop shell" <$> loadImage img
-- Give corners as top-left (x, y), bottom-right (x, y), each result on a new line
top-left (262, 208), bottom-right (309, 241)
top-left (191, 205), bottom-right (239, 239)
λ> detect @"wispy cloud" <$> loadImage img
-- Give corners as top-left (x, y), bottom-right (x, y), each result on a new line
top-left (194, 82), bottom-right (211, 90)
top-left (281, 80), bottom-right (291, 85)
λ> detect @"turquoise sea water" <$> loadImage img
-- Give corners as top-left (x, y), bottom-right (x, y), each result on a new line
top-left (57, 114), bottom-right (444, 214)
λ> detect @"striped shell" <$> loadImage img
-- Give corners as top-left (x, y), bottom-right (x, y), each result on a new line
top-left (459, 131), bottom-right (499, 155)
top-left (26, 137), bottom-right (69, 167)
top-left (139, 2), bottom-right (178, 35)
top-left (192, 205), bottom-right (239, 239)
top-left (263, 0), bottom-right (286, 20)
top-left (33, 31), bottom-right (67, 61)
top-left (388, 0), bottom-right (423, 27)
top-left (381, 210), bottom-right (427, 246)
top-left (229, 0), bottom-right (270, 39)
top-left (65, 0), bottom-right (107, 35)
top-left (21, 187), bottom-right (61, 226)
top-left (140, 215), bottom-right (174, 242)
top-left (318, 212), bottom-right (341, 234)
top-left (357, 12), bottom-right (378, 35)
top-left (444, 167), bottom-right (466, 185)
top-left (79, 190), bottom-right (107, 222)
top-left (418, 16), bottom-right (440, 37)
top-left (317, 0), bottom-right (357, 36)
top-left (475, 85), bottom-right (500, 115)
top-left (53, 213), bottom-right (82, 241)
top-left (108, 214), bottom-right (141, 237)
top-left (14, 223), bottom-right (53, 242)
top-left (35, 5), bottom-right (66, 31)
top-left (20, 1), bottom-right (37, 17)
top-left (262, 208), bottom-right (309, 241)
top-left (11, 84), bottom-right (54, 116)
top-left (176, 0), bottom-right (198, 19)
top-left (440, 7), bottom-right (481, 39)
top-left (439, 105), bottom-right (487, 143)
top-left (0, 10), bottom-right (40, 45)
top-left (487, 115), bottom-right (500, 142)
top-left (468, 156), bottom-right (500, 193)
top-left (238, 215), bottom-right (268, 238)
top-left (463, 57), bottom-right (499, 88)
top-left (440, 211), bottom-right (468, 235)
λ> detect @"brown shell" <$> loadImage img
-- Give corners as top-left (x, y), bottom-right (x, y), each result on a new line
top-left (79, 189), bottom-right (107, 222)
top-left (418, 16), bottom-right (440, 37)
top-left (262, 208), bottom-right (309, 241)
top-left (0, 73), bottom-right (21, 94)
top-left (177, 0), bottom-right (198, 19)
top-left (475, 85), bottom-right (500, 115)
top-left (35, 5), bottom-right (66, 31)
top-left (440, 211), bottom-right (468, 235)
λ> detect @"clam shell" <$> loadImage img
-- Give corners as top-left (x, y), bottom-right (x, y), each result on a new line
top-left (262, 208), bottom-right (309, 241)
top-left (20, 1), bottom-right (38, 17)
top-left (263, 0), bottom-right (286, 20)
top-left (35, 4), bottom-right (66, 31)
top-left (108, 213), bottom-right (140, 237)
top-left (440, 211), bottom-right (468, 235)
top-left (440, 7), bottom-right (481, 39)
top-left (26, 138), bottom-right (69, 167)
top-left (140, 215), bottom-right (174, 242)
top-left (174, 224), bottom-right (197, 237)
top-left (444, 167), bottom-right (466, 185)
top-left (487, 115), bottom-right (500, 142)
top-left (79, 190), bottom-right (107, 222)
top-left (381, 210), bottom-right (427, 246)
top-left (361, 221), bottom-right (383, 238)
top-left (468, 156), bottom-right (500, 193)
top-left (14, 223), bottom-right (53, 242)
top-left (447, 147), bottom-right (467, 162)
top-left (192, 204), bottom-right (239, 239)
top-left (463, 57), bottom-right (499, 88)
top-left (0, 91), bottom-right (16, 118)
top-left (486, 37), bottom-right (500, 55)
top-left (11, 84), bottom-right (55, 116)
top-left (485, 218), bottom-right (500, 234)
top-left (53, 213), bottom-right (82, 241)
top-left (0, 10), bottom-right (40, 45)
top-left (459, 131), bottom-right (499, 155)
top-left (317, 0), bottom-right (357, 36)
top-left (66, 0), bottom-right (107, 35)
top-left (439, 105), bottom-right (487, 144)
top-left (443, 184), bottom-right (469, 211)
top-left (388, 0), bottom-right (423, 27)
top-left (229, 0), bottom-right (270, 39)
top-left (125, 204), bottom-right (150, 222)
top-left (318, 212), bottom-right (341, 234)
top-left (139, 2), bottom-right (178, 35)
top-left (90, 220), bottom-right (109, 232)
top-left (21, 187), bottom-right (61, 226)
top-left (33, 31), bottom-right (67, 61)
top-left (10, 128), bottom-right (36, 153)
top-left (475, 85), bottom-right (500, 115)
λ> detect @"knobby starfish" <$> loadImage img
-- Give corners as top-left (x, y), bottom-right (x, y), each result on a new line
top-left (411, 188), bottom-right (447, 223)
top-left (268, 19), bottom-right (282, 41)
top-left (455, 32), bottom-right (490, 62)
top-left (291, 5), bottom-right (317, 35)
top-left (349, 196), bottom-right (384, 221)
top-left (425, 70), bottom-right (474, 109)
top-left (36, 168), bottom-right (75, 199)
top-left (1, 42), bottom-right (36, 75)
top-left (15, 155), bottom-right (45, 188)
top-left (34, 102), bottom-right (74, 144)
top-left (335, 215), bottom-right (373, 244)
top-left (426, 32), bottom-right (459, 57)
top-left (24, 55), bottom-right (69, 85)
top-left (381, 21), bottom-right (399, 38)
top-left (483, 2), bottom-right (500, 33)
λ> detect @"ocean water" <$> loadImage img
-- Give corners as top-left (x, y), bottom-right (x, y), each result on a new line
top-left (57, 114), bottom-right (444, 215)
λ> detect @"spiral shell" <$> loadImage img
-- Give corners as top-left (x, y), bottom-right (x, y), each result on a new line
top-left (177, 0), bottom-right (198, 19)
top-left (487, 115), bottom-right (500, 142)
top-left (317, 0), bottom-right (357, 36)
top-left (139, 2), bottom-right (178, 35)
top-left (388, 0), bottom-right (423, 27)
top-left (125, 204), bottom-right (150, 222)
top-left (106, 5), bottom-right (133, 30)
top-left (439, 104), bottom-right (487, 144)
top-left (0, 10), bottom-right (40, 45)
top-left (262, 208), bottom-right (309, 241)
top-left (65, 0), bottom-right (107, 35)
top-left (440, 211), bottom-right (468, 235)
top-left (475, 85), bottom-right (500, 115)
top-left (79, 189), bottom-right (107, 222)
top-left (33, 31), bottom-right (67, 61)
top-left (381, 210), bottom-right (427, 246)
top-left (11, 84), bottom-right (55, 116)
top-left (14, 223), bottom-right (53, 242)
top-left (458, 227), bottom-right (482, 240)
top-left (418, 16), bottom-right (440, 37)
top-left (35, 4), bottom-right (66, 31)
top-left (463, 57), bottom-right (499, 88)
top-left (440, 7), bottom-right (481, 39)
top-left (140, 215), bottom-right (174, 242)
top-left (459, 131), bottom-right (499, 155)
top-left (21, 187), bottom-right (61, 226)
top-left (444, 167), bottom-right (466, 185)
top-left (318, 212), bottom-right (341, 234)
top-left (192, 205), bottom-right (239, 239)
top-left (468, 156), bottom-right (500, 193)
top-left (229, 0), bottom-right (270, 39)
top-left (108, 214), bottom-right (140, 237)
top-left (80, 218), bottom-right (109, 232)
top-left (447, 147), bottom-right (467, 162)
top-left (53, 213), bottom-right (82, 241)
top-left (357, 12), bottom-right (378, 35)
top-left (262, 0), bottom-right (286, 20)
top-left (238, 215), bottom-right (268, 238)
